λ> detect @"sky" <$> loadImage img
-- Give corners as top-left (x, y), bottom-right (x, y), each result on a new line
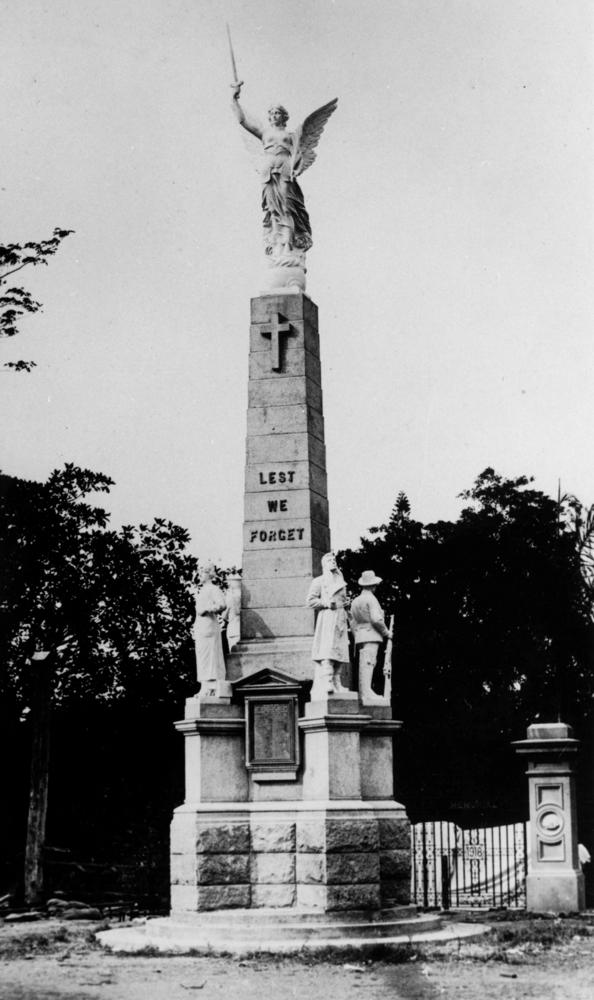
top-left (1, 0), bottom-right (593, 566)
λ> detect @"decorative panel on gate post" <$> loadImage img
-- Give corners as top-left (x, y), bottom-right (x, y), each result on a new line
top-left (513, 722), bottom-right (584, 913)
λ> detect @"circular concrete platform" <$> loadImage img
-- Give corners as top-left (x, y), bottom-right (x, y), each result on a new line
top-left (97, 907), bottom-right (491, 956)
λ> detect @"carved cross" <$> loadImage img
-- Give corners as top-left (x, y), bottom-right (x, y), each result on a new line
top-left (260, 313), bottom-right (293, 372)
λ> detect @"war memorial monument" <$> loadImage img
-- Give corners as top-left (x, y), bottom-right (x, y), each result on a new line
top-left (96, 38), bottom-right (586, 954)
top-left (145, 46), bottom-right (437, 946)
top-left (164, 67), bottom-right (414, 928)
top-left (162, 66), bottom-right (585, 937)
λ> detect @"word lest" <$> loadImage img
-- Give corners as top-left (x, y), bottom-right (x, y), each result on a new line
top-left (259, 470), bottom-right (296, 485)
top-left (249, 527), bottom-right (305, 543)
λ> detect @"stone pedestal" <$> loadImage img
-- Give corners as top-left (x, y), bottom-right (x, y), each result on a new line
top-left (513, 722), bottom-right (585, 913)
top-left (171, 684), bottom-right (409, 914)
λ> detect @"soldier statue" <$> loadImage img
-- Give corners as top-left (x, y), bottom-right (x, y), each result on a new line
top-left (306, 552), bottom-right (350, 699)
top-left (350, 570), bottom-right (390, 705)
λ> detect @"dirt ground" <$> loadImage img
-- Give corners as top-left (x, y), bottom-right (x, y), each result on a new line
top-left (0, 915), bottom-right (593, 1000)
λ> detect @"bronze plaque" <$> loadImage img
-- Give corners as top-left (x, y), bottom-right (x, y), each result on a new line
top-left (251, 701), bottom-right (294, 763)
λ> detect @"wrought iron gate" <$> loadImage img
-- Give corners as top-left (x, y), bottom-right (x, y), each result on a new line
top-left (411, 820), bottom-right (528, 910)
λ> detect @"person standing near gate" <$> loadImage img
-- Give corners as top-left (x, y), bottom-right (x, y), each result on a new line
top-left (350, 570), bottom-right (390, 704)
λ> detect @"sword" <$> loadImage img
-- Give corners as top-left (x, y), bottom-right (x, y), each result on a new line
top-left (226, 23), bottom-right (243, 92)
top-left (383, 614), bottom-right (394, 701)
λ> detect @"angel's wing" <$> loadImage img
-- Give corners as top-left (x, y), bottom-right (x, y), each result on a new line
top-left (291, 98), bottom-right (338, 178)
top-left (240, 124), bottom-right (265, 175)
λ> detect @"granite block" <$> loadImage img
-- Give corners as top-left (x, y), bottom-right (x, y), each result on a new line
top-left (379, 849), bottom-right (411, 880)
top-left (242, 576), bottom-right (314, 611)
top-left (296, 853), bottom-right (325, 884)
top-left (243, 490), bottom-right (329, 526)
top-left (380, 879), bottom-right (411, 906)
top-left (325, 820), bottom-right (380, 854)
top-left (250, 293), bottom-right (318, 326)
top-left (326, 853), bottom-right (380, 885)
top-left (249, 316), bottom-right (320, 360)
top-left (247, 405), bottom-right (324, 440)
top-left (242, 547), bottom-right (322, 580)
top-left (241, 605), bottom-right (315, 639)
top-left (244, 462), bottom-right (327, 498)
top-left (249, 377), bottom-right (323, 411)
top-left (251, 884), bottom-right (297, 908)
top-left (377, 817), bottom-right (410, 851)
top-left (326, 884), bottom-right (381, 911)
top-left (296, 821), bottom-right (326, 853)
top-left (195, 885), bottom-right (251, 911)
top-left (248, 347), bottom-right (321, 385)
top-left (249, 319), bottom-right (304, 354)
top-left (196, 853), bottom-right (250, 885)
top-left (296, 884), bottom-right (327, 909)
top-left (247, 432), bottom-right (325, 468)
top-left (243, 518), bottom-right (330, 553)
top-left (196, 823), bottom-right (250, 854)
top-left (250, 821), bottom-right (296, 853)
top-left (250, 852), bottom-right (295, 884)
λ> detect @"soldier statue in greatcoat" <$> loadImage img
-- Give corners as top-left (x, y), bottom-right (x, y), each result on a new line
top-left (306, 552), bottom-right (350, 699)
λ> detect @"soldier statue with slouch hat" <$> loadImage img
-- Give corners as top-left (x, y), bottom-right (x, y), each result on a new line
top-left (350, 570), bottom-right (390, 705)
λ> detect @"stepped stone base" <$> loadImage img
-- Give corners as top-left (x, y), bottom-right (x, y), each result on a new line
top-left (97, 909), bottom-right (492, 955)
top-left (170, 801), bottom-right (410, 915)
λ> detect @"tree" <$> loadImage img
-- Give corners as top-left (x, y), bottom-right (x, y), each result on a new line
top-left (0, 465), bottom-right (198, 903)
top-left (567, 497), bottom-right (594, 619)
top-left (1, 228), bottom-right (73, 373)
top-left (338, 469), bottom-right (594, 822)
top-left (1, 465), bottom-right (199, 706)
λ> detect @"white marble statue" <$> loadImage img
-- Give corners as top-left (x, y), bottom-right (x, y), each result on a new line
top-left (230, 76), bottom-right (337, 291)
top-left (350, 570), bottom-right (391, 705)
top-left (194, 564), bottom-right (227, 699)
top-left (306, 552), bottom-right (350, 699)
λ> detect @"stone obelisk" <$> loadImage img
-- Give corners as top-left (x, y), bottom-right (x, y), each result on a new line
top-left (226, 292), bottom-right (329, 680)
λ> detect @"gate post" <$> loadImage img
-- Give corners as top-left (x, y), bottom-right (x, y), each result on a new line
top-left (513, 722), bottom-right (584, 913)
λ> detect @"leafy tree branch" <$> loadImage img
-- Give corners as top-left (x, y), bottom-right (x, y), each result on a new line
top-left (1, 228), bottom-right (73, 372)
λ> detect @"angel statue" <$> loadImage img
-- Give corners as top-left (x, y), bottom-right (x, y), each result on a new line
top-left (231, 81), bottom-right (337, 292)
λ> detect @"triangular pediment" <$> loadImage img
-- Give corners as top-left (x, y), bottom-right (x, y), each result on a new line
top-left (231, 667), bottom-right (304, 698)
